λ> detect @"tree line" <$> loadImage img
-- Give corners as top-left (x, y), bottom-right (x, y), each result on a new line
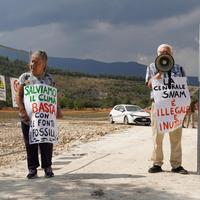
top-left (0, 56), bottom-right (150, 109)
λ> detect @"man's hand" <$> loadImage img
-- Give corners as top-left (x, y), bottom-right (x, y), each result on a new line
top-left (154, 71), bottom-right (163, 80)
top-left (147, 71), bottom-right (163, 89)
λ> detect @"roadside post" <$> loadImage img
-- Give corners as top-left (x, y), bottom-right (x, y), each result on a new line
top-left (198, 25), bottom-right (200, 175)
top-left (198, 84), bottom-right (200, 174)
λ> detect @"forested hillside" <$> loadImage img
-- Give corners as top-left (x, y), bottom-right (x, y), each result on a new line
top-left (0, 56), bottom-right (150, 109)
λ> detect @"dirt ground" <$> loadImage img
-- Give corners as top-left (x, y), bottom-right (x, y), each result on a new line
top-left (0, 119), bottom-right (127, 167)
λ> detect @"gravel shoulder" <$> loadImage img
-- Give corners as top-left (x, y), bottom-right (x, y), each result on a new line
top-left (0, 119), bottom-right (128, 167)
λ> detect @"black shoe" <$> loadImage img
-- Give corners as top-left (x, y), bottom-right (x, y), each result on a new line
top-left (44, 166), bottom-right (54, 178)
top-left (148, 165), bottom-right (162, 173)
top-left (171, 166), bottom-right (188, 174)
top-left (27, 169), bottom-right (38, 179)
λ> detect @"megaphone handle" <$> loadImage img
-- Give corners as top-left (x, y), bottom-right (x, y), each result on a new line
top-left (168, 70), bottom-right (172, 89)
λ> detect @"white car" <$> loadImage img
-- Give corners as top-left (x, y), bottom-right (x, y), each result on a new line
top-left (109, 104), bottom-right (151, 125)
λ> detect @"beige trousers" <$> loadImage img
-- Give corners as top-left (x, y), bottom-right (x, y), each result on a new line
top-left (151, 102), bottom-right (182, 168)
top-left (186, 112), bottom-right (195, 128)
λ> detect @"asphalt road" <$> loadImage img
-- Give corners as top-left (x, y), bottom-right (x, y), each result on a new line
top-left (0, 126), bottom-right (199, 200)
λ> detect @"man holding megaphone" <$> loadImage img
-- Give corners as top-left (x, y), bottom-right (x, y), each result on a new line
top-left (145, 44), bottom-right (188, 174)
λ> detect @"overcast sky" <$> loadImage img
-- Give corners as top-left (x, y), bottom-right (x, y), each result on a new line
top-left (0, 0), bottom-right (199, 76)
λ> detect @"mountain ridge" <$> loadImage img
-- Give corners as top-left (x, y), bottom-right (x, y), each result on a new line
top-left (0, 44), bottom-right (198, 85)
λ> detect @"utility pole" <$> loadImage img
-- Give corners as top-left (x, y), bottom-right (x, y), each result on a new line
top-left (198, 86), bottom-right (200, 174)
top-left (197, 25), bottom-right (200, 175)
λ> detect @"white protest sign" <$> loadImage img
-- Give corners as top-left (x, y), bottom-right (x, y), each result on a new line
top-left (0, 75), bottom-right (6, 101)
top-left (24, 84), bottom-right (58, 144)
top-left (152, 77), bottom-right (191, 133)
top-left (10, 77), bottom-right (18, 107)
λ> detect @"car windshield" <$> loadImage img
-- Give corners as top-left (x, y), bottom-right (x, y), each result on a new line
top-left (125, 105), bottom-right (142, 112)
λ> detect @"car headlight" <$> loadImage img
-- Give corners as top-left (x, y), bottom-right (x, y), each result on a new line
top-left (130, 114), bottom-right (136, 118)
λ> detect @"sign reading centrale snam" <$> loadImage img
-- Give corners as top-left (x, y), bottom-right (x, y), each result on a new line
top-left (152, 77), bottom-right (191, 133)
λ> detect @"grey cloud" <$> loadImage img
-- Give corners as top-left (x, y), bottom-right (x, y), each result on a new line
top-left (0, 0), bottom-right (200, 31)
top-left (0, 0), bottom-right (199, 76)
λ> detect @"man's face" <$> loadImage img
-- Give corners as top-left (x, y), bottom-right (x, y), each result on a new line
top-left (158, 47), bottom-right (172, 56)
